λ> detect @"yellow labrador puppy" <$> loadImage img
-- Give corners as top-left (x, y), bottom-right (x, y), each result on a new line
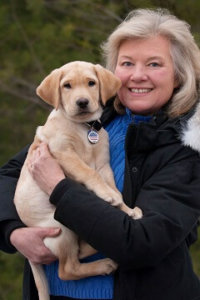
top-left (14, 61), bottom-right (142, 300)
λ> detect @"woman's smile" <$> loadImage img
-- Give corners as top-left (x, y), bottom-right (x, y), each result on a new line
top-left (128, 88), bottom-right (153, 94)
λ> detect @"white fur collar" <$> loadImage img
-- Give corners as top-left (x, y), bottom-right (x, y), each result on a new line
top-left (181, 102), bottom-right (200, 152)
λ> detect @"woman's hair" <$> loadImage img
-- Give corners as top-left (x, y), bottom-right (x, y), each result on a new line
top-left (101, 8), bottom-right (200, 117)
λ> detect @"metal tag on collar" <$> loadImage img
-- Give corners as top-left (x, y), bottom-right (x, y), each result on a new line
top-left (87, 120), bottom-right (102, 144)
top-left (87, 129), bottom-right (99, 144)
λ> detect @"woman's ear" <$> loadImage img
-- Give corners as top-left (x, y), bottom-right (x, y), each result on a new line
top-left (94, 64), bottom-right (121, 105)
top-left (36, 68), bottom-right (63, 109)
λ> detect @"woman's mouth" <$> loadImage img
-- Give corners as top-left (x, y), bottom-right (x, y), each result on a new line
top-left (129, 88), bottom-right (153, 93)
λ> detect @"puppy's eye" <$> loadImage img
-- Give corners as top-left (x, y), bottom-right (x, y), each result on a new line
top-left (88, 81), bottom-right (96, 87)
top-left (64, 83), bottom-right (71, 89)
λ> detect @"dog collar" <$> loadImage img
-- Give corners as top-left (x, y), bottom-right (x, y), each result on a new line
top-left (86, 120), bottom-right (102, 144)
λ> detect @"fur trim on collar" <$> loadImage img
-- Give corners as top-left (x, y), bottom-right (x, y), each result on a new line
top-left (181, 102), bottom-right (200, 152)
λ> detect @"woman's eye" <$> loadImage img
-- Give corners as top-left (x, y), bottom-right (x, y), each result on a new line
top-left (64, 83), bottom-right (71, 89)
top-left (122, 61), bottom-right (133, 66)
top-left (88, 80), bottom-right (96, 87)
top-left (149, 62), bottom-right (160, 67)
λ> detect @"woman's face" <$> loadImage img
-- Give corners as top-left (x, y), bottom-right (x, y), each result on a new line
top-left (114, 35), bottom-right (178, 115)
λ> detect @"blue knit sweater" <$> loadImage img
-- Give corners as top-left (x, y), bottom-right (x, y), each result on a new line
top-left (44, 109), bottom-right (151, 298)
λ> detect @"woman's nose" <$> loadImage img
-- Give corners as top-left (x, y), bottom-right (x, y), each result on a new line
top-left (130, 65), bottom-right (148, 81)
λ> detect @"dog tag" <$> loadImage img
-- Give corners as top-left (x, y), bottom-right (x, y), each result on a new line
top-left (87, 129), bottom-right (99, 144)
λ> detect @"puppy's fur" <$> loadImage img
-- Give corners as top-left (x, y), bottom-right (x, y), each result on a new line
top-left (14, 61), bottom-right (142, 300)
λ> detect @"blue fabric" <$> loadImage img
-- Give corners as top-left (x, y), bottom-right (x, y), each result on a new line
top-left (44, 253), bottom-right (114, 299)
top-left (44, 109), bottom-right (151, 298)
top-left (105, 108), bottom-right (133, 191)
top-left (106, 109), bottom-right (152, 191)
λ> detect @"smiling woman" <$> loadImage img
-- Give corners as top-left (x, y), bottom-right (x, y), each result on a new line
top-left (102, 9), bottom-right (200, 119)
top-left (114, 36), bottom-right (178, 115)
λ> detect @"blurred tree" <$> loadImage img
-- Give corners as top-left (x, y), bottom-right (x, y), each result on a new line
top-left (1, 0), bottom-right (199, 117)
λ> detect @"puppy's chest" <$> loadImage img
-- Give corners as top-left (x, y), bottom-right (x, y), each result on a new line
top-left (42, 124), bottom-right (109, 168)
top-left (71, 127), bottom-right (108, 164)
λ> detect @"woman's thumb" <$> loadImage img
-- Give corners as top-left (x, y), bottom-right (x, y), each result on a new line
top-left (39, 227), bottom-right (61, 238)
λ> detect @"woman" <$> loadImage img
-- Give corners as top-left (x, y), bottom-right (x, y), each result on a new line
top-left (1, 8), bottom-right (200, 300)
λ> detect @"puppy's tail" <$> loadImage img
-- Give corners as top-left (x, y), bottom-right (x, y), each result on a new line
top-left (29, 261), bottom-right (50, 300)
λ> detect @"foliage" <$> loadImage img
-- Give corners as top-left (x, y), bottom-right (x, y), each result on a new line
top-left (0, 252), bottom-right (23, 300)
top-left (0, 0), bottom-right (200, 298)
top-left (190, 226), bottom-right (200, 276)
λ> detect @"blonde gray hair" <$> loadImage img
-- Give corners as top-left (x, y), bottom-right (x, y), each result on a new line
top-left (101, 8), bottom-right (200, 117)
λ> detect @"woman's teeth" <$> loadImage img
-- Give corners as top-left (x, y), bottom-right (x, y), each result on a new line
top-left (130, 88), bottom-right (152, 93)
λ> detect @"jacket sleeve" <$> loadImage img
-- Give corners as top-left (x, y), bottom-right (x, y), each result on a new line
top-left (0, 146), bottom-right (29, 253)
top-left (49, 146), bottom-right (200, 271)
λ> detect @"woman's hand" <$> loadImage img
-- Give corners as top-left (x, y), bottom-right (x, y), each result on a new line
top-left (28, 143), bottom-right (65, 195)
top-left (10, 227), bottom-right (61, 264)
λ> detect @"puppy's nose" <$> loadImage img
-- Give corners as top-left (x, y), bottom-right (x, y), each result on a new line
top-left (76, 98), bottom-right (89, 109)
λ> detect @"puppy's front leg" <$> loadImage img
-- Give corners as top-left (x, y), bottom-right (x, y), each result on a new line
top-left (97, 163), bottom-right (143, 219)
top-left (54, 150), bottom-right (143, 220)
top-left (54, 150), bottom-right (122, 204)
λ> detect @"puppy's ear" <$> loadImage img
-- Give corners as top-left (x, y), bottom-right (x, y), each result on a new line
top-left (36, 68), bottom-right (63, 109)
top-left (94, 64), bottom-right (121, 105)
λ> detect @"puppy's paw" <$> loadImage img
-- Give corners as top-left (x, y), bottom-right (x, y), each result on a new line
top-left (129, 206), bottom-right (143, 220)
top-left (100, 258), bottom-right (118, 275)
top-left (96, 188), bottom-right (123, 207)
top-left (107, 193), bottom-right (123, 207)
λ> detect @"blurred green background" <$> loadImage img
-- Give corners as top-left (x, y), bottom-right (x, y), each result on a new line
top-left (0, 0), bottom-right (200, 299)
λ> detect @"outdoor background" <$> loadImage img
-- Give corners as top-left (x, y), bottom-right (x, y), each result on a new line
top-left (0, 0), bottom-right (200, 299)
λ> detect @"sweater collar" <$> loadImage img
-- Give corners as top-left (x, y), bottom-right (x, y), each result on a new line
top-left (125, 108), bottom-right (152, 124)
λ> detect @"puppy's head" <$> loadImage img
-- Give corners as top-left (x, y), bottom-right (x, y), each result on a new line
top-left (36, 61), bottom-right (121, 122)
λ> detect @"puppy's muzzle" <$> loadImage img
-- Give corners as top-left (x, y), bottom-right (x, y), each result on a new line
top-left (76, 98), bottom-right (89, 109)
